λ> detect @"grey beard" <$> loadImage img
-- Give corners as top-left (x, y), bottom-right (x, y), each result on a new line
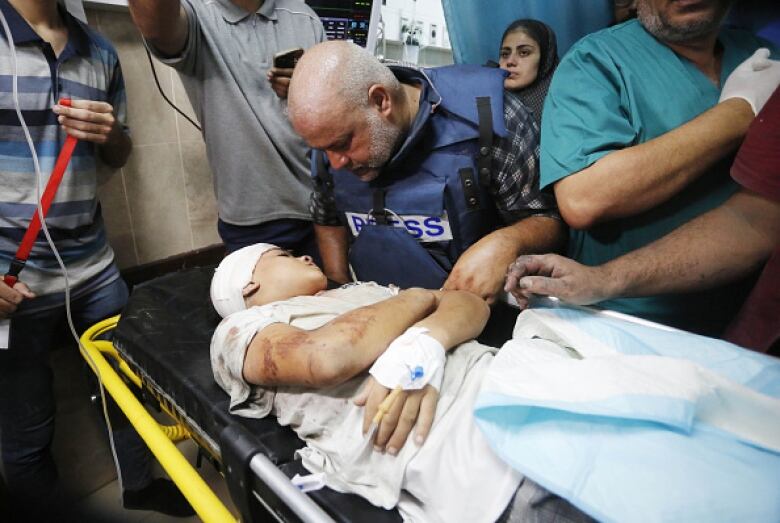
top-left (366, 110), bottom-right (403, 170)
top-left (637, 2), bottom-right (726, 43)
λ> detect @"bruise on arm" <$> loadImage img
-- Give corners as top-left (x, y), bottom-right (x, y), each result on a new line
top-left (243, 324), bottom-right (324, 387)
top-left (242, 290), bottom-right (437, 388)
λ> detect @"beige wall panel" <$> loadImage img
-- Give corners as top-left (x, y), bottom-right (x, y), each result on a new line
top-left (180, 141), bottom-right (221, 248)
top-left (86, 7), bottom-right (221, 269)
top-left (96, 11), bottom-right (178, 146)
top-left (122, 144), bottom-right (193, 263)
top-left (171, 73), bottom-right (204, 144)
top-left (96, 163), bottom-right (138, 269)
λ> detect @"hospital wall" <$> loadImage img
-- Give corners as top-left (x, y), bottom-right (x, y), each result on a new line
top-left (87, 8), bottom-right (221, 270)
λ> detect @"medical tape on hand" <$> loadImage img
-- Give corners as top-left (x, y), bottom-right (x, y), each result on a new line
top-left (370, 326), bottom-right (446, 391)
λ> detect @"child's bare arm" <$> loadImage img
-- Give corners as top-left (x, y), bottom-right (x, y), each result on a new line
top-left (242, 289), bottom-right (436, 387)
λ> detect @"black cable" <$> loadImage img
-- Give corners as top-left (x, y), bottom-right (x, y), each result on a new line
top-left (145, 46), bottom-right (202, 131)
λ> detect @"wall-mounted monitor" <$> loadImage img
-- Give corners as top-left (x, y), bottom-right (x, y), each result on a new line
top-left (306, 0), bottom-right (381, 52)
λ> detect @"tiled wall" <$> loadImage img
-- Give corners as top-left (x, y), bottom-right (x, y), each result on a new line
top-left (87, 8), bottom-right (221, 269)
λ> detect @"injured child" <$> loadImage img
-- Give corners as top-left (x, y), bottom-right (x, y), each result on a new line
top-left (209, 244), bottom-right (592, 523)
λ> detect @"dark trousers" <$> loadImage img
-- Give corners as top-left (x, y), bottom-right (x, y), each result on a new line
top-left (0, 278), bottom-right (152, 520)
top-left (218, 218), bottom-right (321, 264)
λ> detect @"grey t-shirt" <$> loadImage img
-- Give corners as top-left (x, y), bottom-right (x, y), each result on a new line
top-left (150, 0), bottom-right (325, 225)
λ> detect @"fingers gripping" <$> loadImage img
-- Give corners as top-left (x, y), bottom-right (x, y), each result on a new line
top-left (506, 254), bottom-right (558, 290)
top-left (68, 99), bottom-right (113, 115)
top-left (57, 116), bottom-right (113, 134)
top-left (518, 275), bottom-right (563, 297)
top-left (0, 280), bottom-right (31, 318)
top-left (54, 100), bottom-right (116, 143)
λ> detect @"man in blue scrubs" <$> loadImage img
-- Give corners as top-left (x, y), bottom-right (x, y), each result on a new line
top-left (540, 0), bottom-right (776, 334)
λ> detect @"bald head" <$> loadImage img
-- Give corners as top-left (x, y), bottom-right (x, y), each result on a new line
top-left (288, 41), bottom-right (408, 182)
top-left (288, 41), bottom-right (401, 127)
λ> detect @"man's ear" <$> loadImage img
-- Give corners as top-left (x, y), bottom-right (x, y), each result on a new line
top-left (367, 84), bottom-right (392, 117)
top-left (242, 281), bottom-right (261, 298)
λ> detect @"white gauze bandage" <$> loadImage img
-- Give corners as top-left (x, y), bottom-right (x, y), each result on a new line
top-left (369, 327), bottom-right (446, 391)
top-left (210, 243), bottom-right (277, 317)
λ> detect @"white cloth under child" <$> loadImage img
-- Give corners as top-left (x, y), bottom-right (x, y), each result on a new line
top-left (210, 282), bottom-right (520, 522)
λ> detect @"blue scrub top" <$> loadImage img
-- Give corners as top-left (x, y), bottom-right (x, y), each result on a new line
top-left (540, 19), bottom-right (776, 335)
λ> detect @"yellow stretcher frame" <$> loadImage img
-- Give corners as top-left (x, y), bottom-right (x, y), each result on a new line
top-left (79, 315), bottom-right (236, 523)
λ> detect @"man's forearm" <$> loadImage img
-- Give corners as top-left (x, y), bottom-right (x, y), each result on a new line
top-left (444, 215), bottom-right (566, 301)
top-left (602, 190), bottom-right (778, 298)
top-left (497, 215), bottom-right (567, 255)
top-left (555, 98), bottom-right (755, 229)
top-left (127, 0), bottom-right (188, 56)
top-left (315, 224), bottom-right (351, 283)
top-left (416, 290), bottom-right (490, 349)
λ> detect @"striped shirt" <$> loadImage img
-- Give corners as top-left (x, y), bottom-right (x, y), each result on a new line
top-left (0, 1), bottom-right (126, 314)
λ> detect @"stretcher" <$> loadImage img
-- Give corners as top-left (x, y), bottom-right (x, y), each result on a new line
top-left (80, 266), bottom-right (402, 523)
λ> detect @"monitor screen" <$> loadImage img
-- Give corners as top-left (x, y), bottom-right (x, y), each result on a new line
top-left (306, 0), bottom-right (380, 51)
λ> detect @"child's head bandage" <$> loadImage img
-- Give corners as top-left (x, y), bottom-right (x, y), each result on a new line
top-left (210, 243), bottom-right (277, 317)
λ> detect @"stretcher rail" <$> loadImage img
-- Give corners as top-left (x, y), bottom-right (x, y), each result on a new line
top-left (81, 315), bottom-right (338, 523)
top-left (81, 316), bottom-right (236, 523)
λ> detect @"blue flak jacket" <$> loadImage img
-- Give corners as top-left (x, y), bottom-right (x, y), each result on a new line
top-left (313, 65), bottom-right (507, 289)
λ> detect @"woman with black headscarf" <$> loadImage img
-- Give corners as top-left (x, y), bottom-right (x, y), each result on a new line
top-left (498, 19), bottom-right (559, 125)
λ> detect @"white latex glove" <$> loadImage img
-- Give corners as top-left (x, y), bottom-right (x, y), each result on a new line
top-left (369, 327), bottom-right (446, 391)
top-left (719, 48), bottom-right (780, 115)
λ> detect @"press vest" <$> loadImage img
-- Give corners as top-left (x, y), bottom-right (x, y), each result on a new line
top-left (313, 65), bottom-right (508, 288)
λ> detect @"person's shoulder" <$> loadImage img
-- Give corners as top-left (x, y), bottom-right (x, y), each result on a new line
top-left (552, 20), bottom-right (648, 88)
top-left (564, 19), bottom-right (642, 56)
top-left (76, 20), bottom-right (120, 63)
top-left (272, 0), bottom-right (320, 21)
top-left (559, 19), bottom-right (666, 77)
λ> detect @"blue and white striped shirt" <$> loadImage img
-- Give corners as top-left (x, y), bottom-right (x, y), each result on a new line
top-left (0, 0), bottom-right (127, 314)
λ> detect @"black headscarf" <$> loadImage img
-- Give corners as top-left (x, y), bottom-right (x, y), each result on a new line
top-left (500, 19), bottom-right (559, 124)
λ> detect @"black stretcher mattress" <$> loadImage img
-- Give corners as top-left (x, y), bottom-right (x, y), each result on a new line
top-left (113, 267), bottom-right (400, 523)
